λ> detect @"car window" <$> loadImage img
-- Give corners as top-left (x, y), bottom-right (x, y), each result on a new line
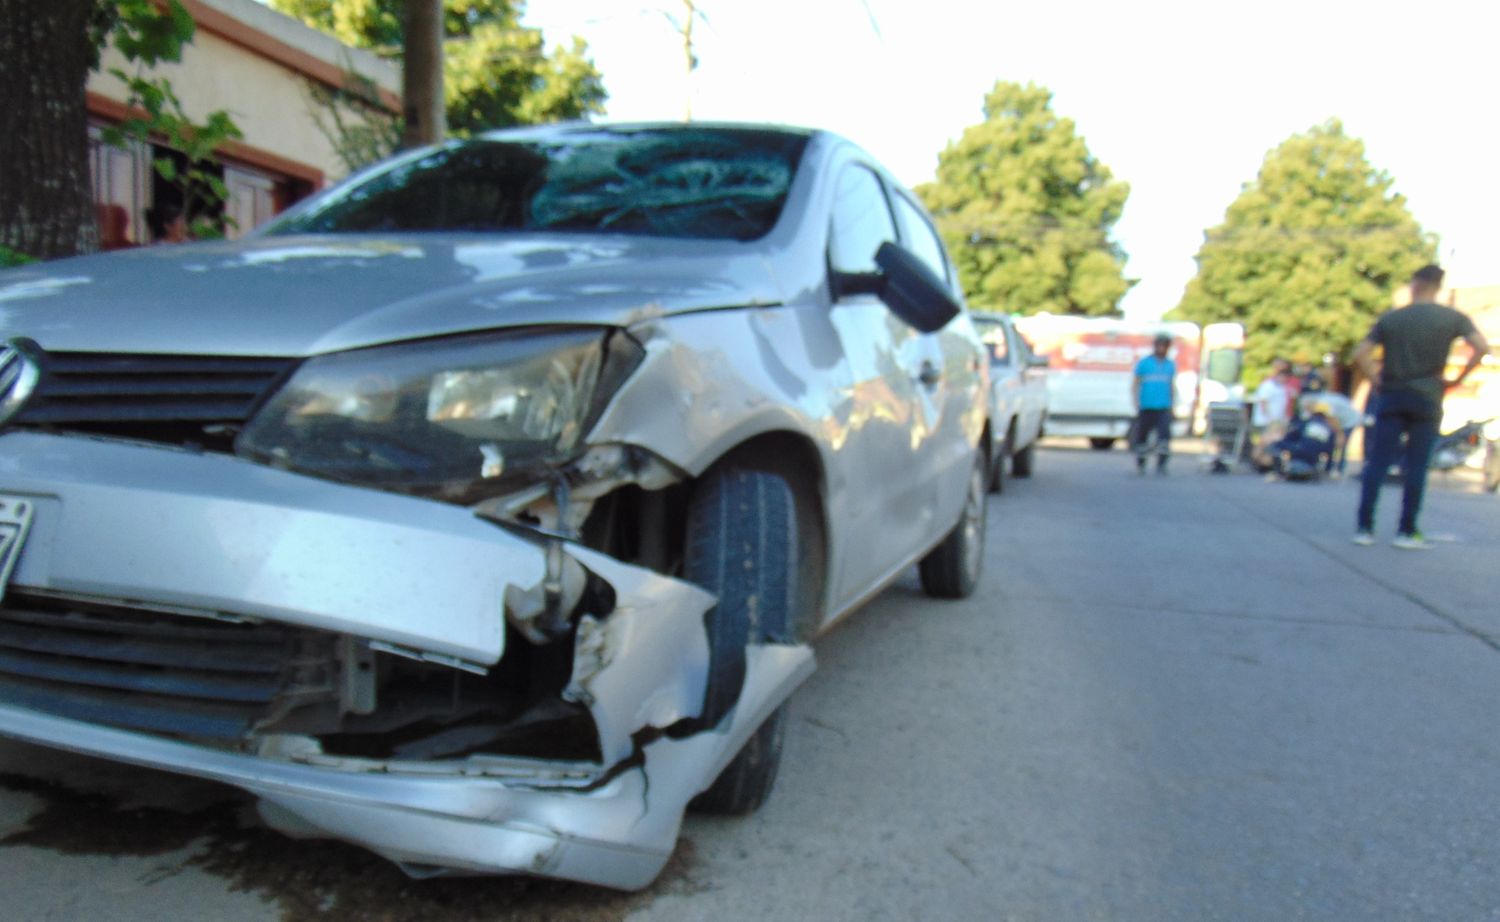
top-left (891, 194), bottom-right (949, 283)
top-left (828, 164), bottom-right (897, 274)
top-left (268, 128), bottom-right (810, 242)
top-left (976, 319), bottom-right (1011, 365)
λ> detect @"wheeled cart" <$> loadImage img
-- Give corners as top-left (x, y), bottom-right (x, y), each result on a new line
top-left (1202, 400), bottom-right (1249, 473)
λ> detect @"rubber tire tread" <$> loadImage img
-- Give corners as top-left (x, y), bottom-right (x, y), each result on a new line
top-left (988, 428), bottom-right (1008, 494)
top-left (690, 703), bottom-right (788, 815)
top-left (1012, 440), bottom-right (1035, 478)
top-left (918, 453), bottom-right (985, 599)
top-left (684, 467), bottom-right (797, 815)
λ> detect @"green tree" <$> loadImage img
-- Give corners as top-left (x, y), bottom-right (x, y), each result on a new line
top-left (917, 81), bottom-right (1133, 316)
top-left (271, 0), bottom-right (606, 139)
top-left (1171, 119), bottom-right (1435, 381)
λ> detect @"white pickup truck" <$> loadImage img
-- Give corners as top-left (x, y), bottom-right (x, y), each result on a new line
top-left (1013, 314), bottom-right (1245, 449)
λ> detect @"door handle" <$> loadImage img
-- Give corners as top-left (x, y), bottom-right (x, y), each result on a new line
top-left (916, 361), bottom-right (941, 387)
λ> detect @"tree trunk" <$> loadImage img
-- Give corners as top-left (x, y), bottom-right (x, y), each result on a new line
top-left (0, 0), bottom-right (99, 260)
top-left (400, 0), bottom-right (444, 150)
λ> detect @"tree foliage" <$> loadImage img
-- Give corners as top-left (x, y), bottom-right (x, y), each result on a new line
top-left (104, 0), bottom-right (243, 238)
top-left (1171, 119), bottom-right (1435, 380)
top-left (271, 0), bottom-right (606, 139)
top-left (917, 81), bottom-right (1133, 317)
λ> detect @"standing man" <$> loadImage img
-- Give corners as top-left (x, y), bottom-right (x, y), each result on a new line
top-left (1352, 264), bottom-right (1490, 548)
top-left (1132, 333), bottom-right (1176, 475)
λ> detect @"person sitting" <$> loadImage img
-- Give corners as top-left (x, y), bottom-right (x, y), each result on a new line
top-left (1250, 360), bottom-right (1292, 472)
top-left (1269, 402), bottom-right (1339, 481)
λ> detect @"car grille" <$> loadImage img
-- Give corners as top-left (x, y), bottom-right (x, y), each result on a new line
top-left (0, 594), bottom-right (335, 743)
top-left (14, 352), bottom-right (295, 450)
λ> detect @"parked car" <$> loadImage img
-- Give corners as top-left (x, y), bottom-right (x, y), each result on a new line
top-left (0, 123), bottom-right (990, 889)
top-left (972, 313), bottom-right (1048, 491)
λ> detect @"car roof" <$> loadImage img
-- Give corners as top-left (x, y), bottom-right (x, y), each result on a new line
top-left (472, 120), bottom-right (821, 144)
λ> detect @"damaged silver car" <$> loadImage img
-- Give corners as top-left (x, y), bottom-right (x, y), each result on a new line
top-left (0, 123), bottom-right (989, 889)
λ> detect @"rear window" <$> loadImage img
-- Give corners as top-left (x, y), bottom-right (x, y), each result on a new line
top-left (975, 319), bottom-right (1011, 364)
top-left (268, 127), bottom-right (810, 242)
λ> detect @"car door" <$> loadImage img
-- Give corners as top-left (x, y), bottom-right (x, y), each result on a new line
top-left (890, 190), bottom-right (982, 538)
top-left (823, 163), bottom-right (933, 599)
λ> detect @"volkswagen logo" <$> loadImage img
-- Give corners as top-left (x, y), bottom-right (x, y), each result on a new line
top-left (0, 338), bottom-right (42, 429)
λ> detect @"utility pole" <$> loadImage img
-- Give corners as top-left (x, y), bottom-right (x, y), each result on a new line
top-left (663, 1), bottom-right (700, 121)
top-left (681, 0), bottom-right (696, 121)
top-left (401, 0), bottom-right (445, 149)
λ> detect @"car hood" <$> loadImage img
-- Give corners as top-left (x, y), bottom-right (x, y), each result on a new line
top-left (0, 234), bottom-right (785, 356)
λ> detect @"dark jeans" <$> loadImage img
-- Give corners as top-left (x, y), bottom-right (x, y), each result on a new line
top-left (1356, 390), bottom-right (1440, 534)
top-left (1132, 408), bottom-right (1172, 459)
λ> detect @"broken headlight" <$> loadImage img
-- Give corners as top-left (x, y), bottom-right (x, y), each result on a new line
top-left (237, 328), bottom-right (641, 500)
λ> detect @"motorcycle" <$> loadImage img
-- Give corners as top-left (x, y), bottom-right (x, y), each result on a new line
top-left (1431, 418), bottom-right (1493, 472)
top-left (1378, 418), bottom-right (1492, 484)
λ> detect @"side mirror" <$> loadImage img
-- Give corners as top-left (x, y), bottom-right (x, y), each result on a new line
top-left (830, 243), bottom-right (962, 333)
top-left (872, 242), bottom-right (961, 333)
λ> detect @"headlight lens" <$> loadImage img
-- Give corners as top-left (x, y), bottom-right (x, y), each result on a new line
top-left (237, 329), bottom-right (640, 500)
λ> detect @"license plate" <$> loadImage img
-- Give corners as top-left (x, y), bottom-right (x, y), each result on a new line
top-left (0, 495), bottom-right (35, 603)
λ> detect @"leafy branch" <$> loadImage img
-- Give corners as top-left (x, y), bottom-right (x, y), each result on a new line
top-left (100, 0), bottom-right (244, 238)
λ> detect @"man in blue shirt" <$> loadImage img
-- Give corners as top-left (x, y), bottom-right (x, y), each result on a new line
top-left (1133, 334), bottom-right (1176, 474)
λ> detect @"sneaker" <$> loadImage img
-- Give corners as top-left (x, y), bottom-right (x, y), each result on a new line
top-left (1392, 532), bottom-right (1431, 550)
top-left (1351, 530), bottom-right (1374, 546)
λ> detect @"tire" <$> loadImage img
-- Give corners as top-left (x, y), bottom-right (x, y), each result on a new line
top-left (690, 704), bottom-right (787, 815)
top-left (1089, 437), bottom-right (1116, 451)
top-left (1012, 439), bottom-right (1035, 478)
top-left (919, 451), bottom-right (987, 599)
top-left (988, 428), bottom-right (1009, 494)
top-left (683, 466), bottom-right (797, 815)
top-left (1484, 444), bottom-right (1499, 493)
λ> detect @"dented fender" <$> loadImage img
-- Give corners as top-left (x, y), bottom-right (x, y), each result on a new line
top-left (561, 545), bottom-right (713, 767)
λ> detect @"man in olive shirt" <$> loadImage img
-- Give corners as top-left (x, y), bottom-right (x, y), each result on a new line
top-left (1351, 265), bottom-right (1490, 548)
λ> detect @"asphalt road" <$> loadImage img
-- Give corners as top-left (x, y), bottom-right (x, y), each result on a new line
top-left (2, 443), bottom-right (1497, 921)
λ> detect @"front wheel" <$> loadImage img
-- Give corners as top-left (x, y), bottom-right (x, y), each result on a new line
top-left (683, 466), bottom-right (798, 814)
top-left (1089, 437), bottom-right (1116, 451)
top-left (919, 451), bottom-right (987, 599)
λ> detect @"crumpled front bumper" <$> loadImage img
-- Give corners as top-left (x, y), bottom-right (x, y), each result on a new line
top-left (0, 432), bottom-right (815, 889)
top-left (0, 643), bottom-right (812, 889)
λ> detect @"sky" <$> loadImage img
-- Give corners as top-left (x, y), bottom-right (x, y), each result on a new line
top-left (521, 0), bottom-right (1500, 321)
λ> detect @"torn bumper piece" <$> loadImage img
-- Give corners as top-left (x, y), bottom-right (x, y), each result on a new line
top-left (0, 433), bottom-right (817, 888)
top-left (0, 644), bottom-right (813, 889)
